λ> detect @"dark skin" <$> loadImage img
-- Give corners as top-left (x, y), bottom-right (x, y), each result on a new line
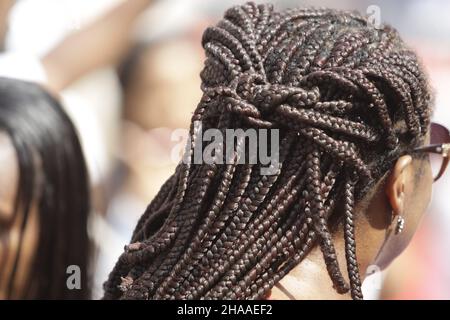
top-left (270, 135), bottom-right (433, 299)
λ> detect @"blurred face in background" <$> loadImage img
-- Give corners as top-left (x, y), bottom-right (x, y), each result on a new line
top-left (0, 133), bottom-right (39, 299)
top-left (120, 38), bottom-right (204, 200)
top-left (123, 38), bottom-right (204, 130)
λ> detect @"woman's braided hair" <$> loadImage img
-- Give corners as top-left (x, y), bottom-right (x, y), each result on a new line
top-left (104, 3), bottom-right (432, 300)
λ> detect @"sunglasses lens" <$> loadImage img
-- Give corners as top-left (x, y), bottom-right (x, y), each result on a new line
top-left (431, 123), bottom-right (450, 145)
top-left (429, 152), bottom-right (443, 180)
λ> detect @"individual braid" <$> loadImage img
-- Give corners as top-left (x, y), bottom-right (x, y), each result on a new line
top-left (103, 3), bottom-right (432, 300)
top-left (343, 172), bottom-right (363, 300)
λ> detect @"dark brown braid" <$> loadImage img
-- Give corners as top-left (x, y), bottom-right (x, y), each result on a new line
top-left (103, 3), bottom-right (432, 300)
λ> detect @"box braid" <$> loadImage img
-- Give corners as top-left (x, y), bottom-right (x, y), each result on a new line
top-left (103, 3), bottom-right (432, 300)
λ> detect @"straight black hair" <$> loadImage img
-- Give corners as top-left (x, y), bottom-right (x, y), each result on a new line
top-left (0, 77), bottom-right (90, 299)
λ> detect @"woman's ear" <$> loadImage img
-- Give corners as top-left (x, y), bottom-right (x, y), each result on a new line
top-left (373, 155), bottom-right (415, 270)
top-left (385, 155), bottom-right (413, 216)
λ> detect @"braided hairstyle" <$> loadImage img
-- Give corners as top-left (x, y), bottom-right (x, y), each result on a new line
top-left (103, 3), bottom-right (432, 300)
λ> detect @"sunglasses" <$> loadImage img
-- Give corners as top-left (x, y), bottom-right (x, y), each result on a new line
top-left (413, 122), bottom-right (450, 182)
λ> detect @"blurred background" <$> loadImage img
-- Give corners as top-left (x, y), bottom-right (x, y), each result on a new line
top-left (1, 0), bottom-right (449, 299)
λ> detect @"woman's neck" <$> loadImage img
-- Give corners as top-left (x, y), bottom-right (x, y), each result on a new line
top-left (269, 217), bottom-right (386, 300)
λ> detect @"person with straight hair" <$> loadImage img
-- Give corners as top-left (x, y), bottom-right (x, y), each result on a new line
top-left (0, 77), bottom-right (90, 299)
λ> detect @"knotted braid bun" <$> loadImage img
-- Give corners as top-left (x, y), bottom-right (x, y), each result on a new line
top-left (103, 3), bottom-right (432, 300)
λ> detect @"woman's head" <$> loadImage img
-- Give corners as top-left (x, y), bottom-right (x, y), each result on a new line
top-left (104, 3), bottom-right (433, 300)
top-left (0, 77), bottom-right (90, 299)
